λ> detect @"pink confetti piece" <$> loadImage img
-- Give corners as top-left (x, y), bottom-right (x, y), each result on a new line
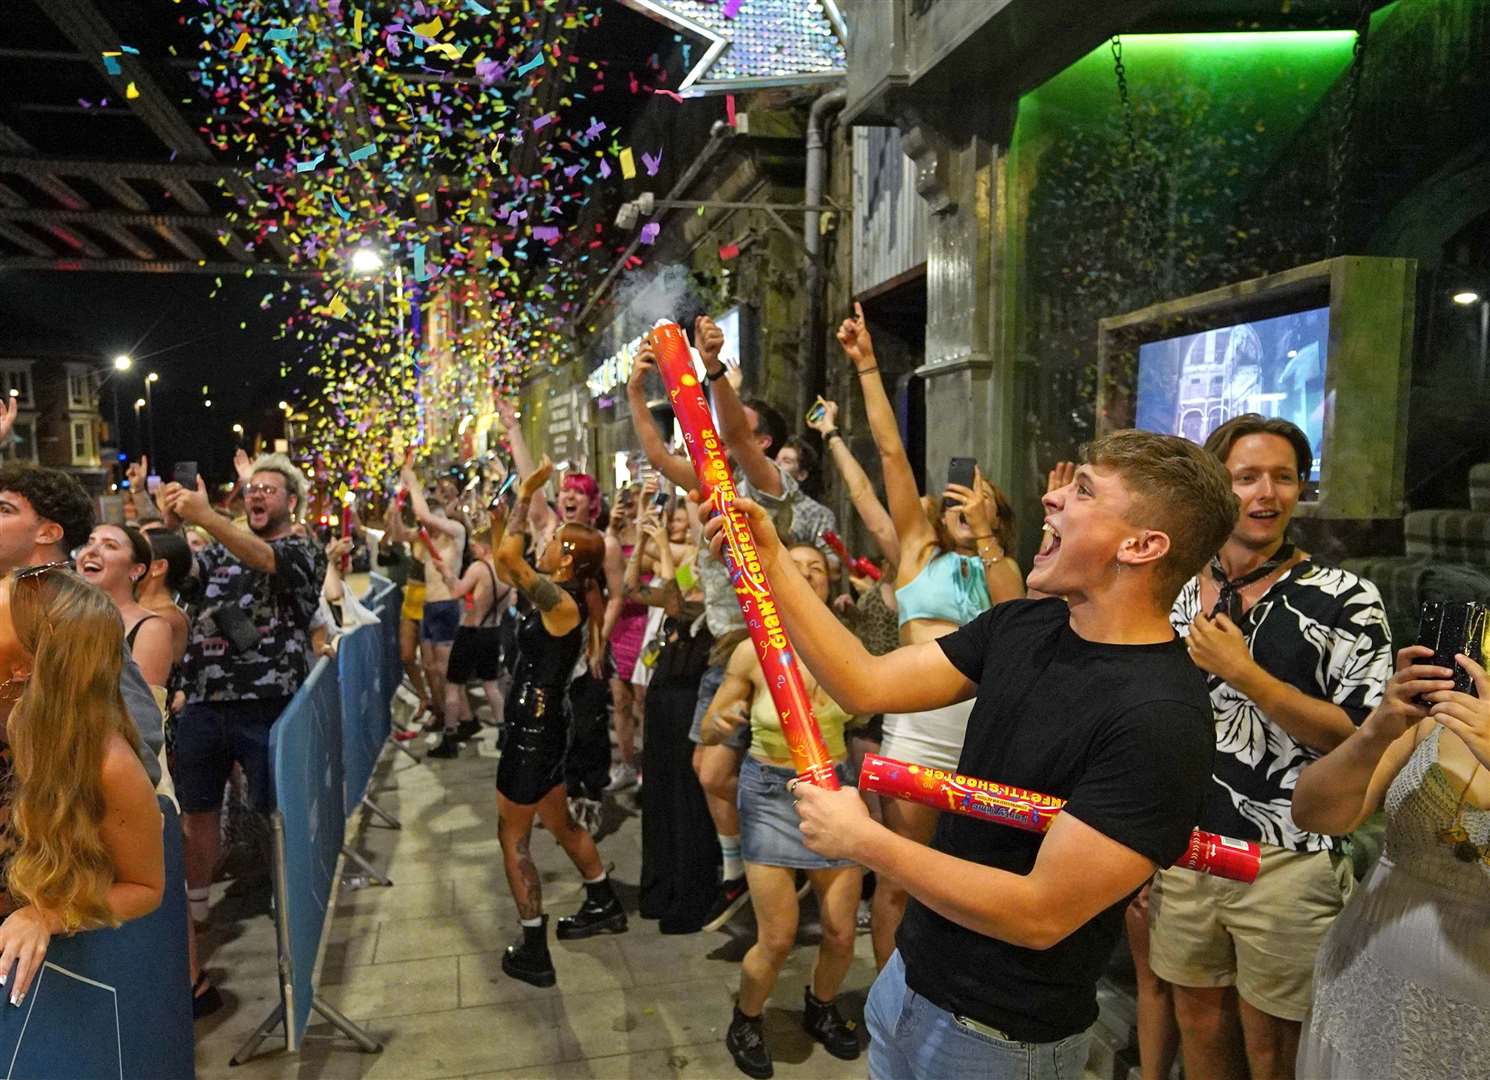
top-left (640, 223), bottom-right (660, 244)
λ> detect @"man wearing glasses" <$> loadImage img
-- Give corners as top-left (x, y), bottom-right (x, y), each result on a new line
top-left (0, 462), bottom-right (163, 784)
top-left (160, 454), bottom-right (324, 927)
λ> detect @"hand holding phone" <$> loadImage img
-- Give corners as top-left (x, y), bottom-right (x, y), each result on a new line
top-left (173, 461), bottom-right (199, 491)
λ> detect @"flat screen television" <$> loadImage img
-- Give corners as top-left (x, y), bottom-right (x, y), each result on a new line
top-left (1134, 305), bottom-right (1331, 482)
top-left (1097, 257), bottom-right (1416, 520)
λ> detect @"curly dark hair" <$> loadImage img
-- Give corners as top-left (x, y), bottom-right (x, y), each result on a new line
top-left (0, 464), bottom-right (95, 555)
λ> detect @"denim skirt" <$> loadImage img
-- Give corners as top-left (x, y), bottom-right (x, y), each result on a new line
top-left (738, 754), bottom-right (856, 871)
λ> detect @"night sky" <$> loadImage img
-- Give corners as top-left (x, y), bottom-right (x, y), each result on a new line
top-left (1, 268), bottom-right (304, 486)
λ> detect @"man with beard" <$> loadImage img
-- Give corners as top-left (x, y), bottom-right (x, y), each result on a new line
top-left (161, 454), bottom-right (324, 926)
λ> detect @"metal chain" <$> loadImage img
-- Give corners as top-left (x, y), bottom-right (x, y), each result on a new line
top-left (1327, 0), bottom-right (1373, 257)
top-left (1111, 35), bottom-right (1158, 286)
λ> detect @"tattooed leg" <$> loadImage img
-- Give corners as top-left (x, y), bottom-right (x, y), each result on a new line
top-left (497, 794), bottom-right (543, 919)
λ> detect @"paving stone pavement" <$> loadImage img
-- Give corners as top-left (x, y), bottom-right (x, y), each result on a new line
top-left (192, 725), bottom-right (880, 1080)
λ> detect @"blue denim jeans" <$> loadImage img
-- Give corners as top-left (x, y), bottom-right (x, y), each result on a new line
top-left (866, 950), bottom-right (1091, 1080)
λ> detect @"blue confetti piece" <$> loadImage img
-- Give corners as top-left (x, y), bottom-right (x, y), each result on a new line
top-left (516, 53), bottom-right (545, 77)
top-left (102, 53), bottom-right (122, 75)
top-left (295, 153), bottom-right (325, 172)
top-left (273, 46), bottom-right (294, 67)
top-left (464, 0), bottom-right (492, 12)
top-left (119, 44), bottom-right (140, 55)
top-left (347, 143), bottom-right (376, 162)
top-left (265, 27), bottom-right (298, 41)
top-left (329, 194), bottom-right (351, 221)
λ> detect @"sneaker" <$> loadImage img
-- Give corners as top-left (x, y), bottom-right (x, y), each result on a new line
top-left (701, 876), bottom-right (751, 932)
top-left (726, 1007), bottom-right (773, 1079)
top-left (191, 973), bottom-right (223, 1021)
top-left (802, 988), bottom-right (860, 1060)
top-left (606, 762), bottom-right (638, 792)
top-left (426, 733), bottom-right (461, 759)
top-left (454, 718), bottom-right (482, 742)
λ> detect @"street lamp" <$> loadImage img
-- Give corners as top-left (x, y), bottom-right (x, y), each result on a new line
top-left (112, 354), bottom-right (133, 372)
top-left (144, 373), bottom-right (159, 467)
top-left (232, 423), bottom-right (244, 437)
top-left (350, 246), bottom-right (384, 276)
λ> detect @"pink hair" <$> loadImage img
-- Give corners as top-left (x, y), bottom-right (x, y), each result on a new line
top-left (561, 472), bottom-right (601, 524)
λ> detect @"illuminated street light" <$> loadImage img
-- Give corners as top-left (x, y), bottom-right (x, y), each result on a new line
top-left (232, 423), bottom-right (245, 436)
top-left (112, 354), bottom-right (133, 372)
top-left (146, 371), bottom-right (159, 384)
top-left (134, 398), bottom-right (146, 410)
top-left (1453, 290), bottom-right (1481, 306)
top-left (350, 247), bottom-right (384, 276)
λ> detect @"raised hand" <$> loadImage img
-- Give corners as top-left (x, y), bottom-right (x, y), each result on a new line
top-left (1364, 645), bottom-right (1452, 743)
top-left (1047, 461), bottom-right (1076, 494)
top-left (835, 301), bottom-right (875, 370)
top-left (0, 396), bottom-right (17, 447)
top-left (945, 466), bottom-right (997, 539)
top-left (1426, 653), bottom-right (1490, 770)
top-left (628, 341), bottom-right (658, 395)
top-left (519, 455), bottom-right (554, 501)
top-left (695, 315), bottom-right (726, 370)
top-left (806, 399), bottom-right (840, 437)
top-left (233, 447), bottom-right (253, 483)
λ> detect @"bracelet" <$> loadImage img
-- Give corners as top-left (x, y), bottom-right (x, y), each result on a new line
top-left (855, 365), bottom-right (879, 376)
top-left (705, 365), bottom-right (728, 384)
top-left (824, 430), bottom-right (843, 444)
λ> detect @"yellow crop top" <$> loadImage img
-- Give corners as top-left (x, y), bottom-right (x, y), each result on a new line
top-left (748, 683), bottom-right (856, 766)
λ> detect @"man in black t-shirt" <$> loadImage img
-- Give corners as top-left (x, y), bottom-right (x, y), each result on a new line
top-left (706, 431), bottom-right (1238, 1079)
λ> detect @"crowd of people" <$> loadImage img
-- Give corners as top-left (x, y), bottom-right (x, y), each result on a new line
top-left (0, 303), bottom-right (1482, 1080)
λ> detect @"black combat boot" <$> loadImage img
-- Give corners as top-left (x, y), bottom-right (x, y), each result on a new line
top-left (501, 917), bottom-right (556, 987)
top-left (555, 877), bottom-right (628, 939)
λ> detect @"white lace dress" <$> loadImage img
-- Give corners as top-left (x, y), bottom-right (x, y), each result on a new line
top-left (1297, 729), bottom-right (1490, 1079)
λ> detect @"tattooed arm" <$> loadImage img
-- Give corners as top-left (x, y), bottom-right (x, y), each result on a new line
top-left (494, 458), bottom-right (581, 639)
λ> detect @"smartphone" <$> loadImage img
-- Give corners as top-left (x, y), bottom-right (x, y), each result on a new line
top-left (805, 399), bottom-right (827, 426)
top-left (651, 489), bottom-right (671, 510)
top-left (173, 461), bottom-right (199, 491)
top-left (146, 474), bottom-right (162, 494)
top-left (1416, 601), bottom-right (1488, 701)
top-left (947, 456), bottom-right (977, 493)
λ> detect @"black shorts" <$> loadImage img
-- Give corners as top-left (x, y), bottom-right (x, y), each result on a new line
top-left (173, 698), bottom-right (289, 814)
top-left (447, 625), bottom-right (503, 683)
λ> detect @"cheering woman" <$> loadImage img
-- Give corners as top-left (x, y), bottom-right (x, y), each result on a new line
top-left (491, 458), bottom-right (627, 989)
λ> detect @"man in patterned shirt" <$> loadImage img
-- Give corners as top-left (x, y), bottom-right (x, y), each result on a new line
top-left (1143, 415), bottom-right (1392, 1080)
top-left (161, 454), bottom-right (325, 926)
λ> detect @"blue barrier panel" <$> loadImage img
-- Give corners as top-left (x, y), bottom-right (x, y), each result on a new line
top-left (0, 797), bottom-right (193, 1079)
top-left (270, 657), bottom-right (346, 1049)
top-left (339, 576), bottom-right (397, 809)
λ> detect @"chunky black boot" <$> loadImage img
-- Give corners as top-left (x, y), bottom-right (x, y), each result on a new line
top-left (725, 1006), bottom-right (773, 1078)
top-left (802, 987), bottom-right (861, 1060)
top-left (556, 877), bottom-right (628, 939)
top-left (501, 917), bottom-right (556, 988)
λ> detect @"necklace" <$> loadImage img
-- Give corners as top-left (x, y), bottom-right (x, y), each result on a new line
top-left (1208, 542), bottom-right (1295, 623)
top-left (1436, 762), bottom-right (1490, 865)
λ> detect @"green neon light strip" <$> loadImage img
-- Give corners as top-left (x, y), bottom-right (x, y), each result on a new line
top-left (1123, 31), bottom-right (1359, 47)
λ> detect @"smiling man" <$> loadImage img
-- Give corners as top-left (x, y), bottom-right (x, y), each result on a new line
top-left (706, 430), bottom-right (1236, 1079)
top-left (161, 453), bottom-right (324, 928)
top-left (1146, 414), bottom-right (1392, 1080)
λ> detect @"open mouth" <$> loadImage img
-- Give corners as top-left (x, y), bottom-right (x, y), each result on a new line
top-left (78, 557), bottom-right (105, 575)
top-left (1034, 521), bottom-right (1061, 562)
top-left (1248, 509), bottom-right (1280, 521)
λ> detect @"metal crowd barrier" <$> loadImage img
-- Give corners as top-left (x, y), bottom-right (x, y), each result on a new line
top-left (231, 576), bottom-right (406, 1065)
top-left (0, 798), bottom-right (194, 1079)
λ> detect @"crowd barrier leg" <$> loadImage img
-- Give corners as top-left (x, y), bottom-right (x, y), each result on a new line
top-left (340, 843), bottom-right (393, 888)
top-left (229, 1002), bottom-right (286, 1067)
top-left (361, 793), bottom-right (402, 829)
top-left (311, 995), bottom-right (383, 1053)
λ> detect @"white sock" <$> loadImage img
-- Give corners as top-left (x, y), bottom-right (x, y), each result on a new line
top-left (520, 916), bottom-right (543, 928)
top-left (187, 886), bottom-right (210, 923)
top-left (719, 834), bottom-right (744, 881)
top-left (583, 872), bottom-right (608, 885)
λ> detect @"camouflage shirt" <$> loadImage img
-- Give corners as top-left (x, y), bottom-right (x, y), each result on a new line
top-left (183, 535), bottom-right (325, 704)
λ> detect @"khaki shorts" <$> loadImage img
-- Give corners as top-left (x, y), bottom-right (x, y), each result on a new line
top-left (1147, 845), bottom-right (1353, 1021)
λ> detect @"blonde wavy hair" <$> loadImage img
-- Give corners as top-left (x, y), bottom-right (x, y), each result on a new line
top-left (6, 569), bottom-right (141, 931)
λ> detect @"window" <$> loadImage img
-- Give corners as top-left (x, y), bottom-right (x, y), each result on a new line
top-left (1209, 376), bottom-right (1223, 397)
top-left (0, 366), bottom-right (33, 407)
top-left (70, 419), bottom-right (95, 464)
top-left (5, 420), bottom-right (35, 462)
top-left (66, 366), bottom-right (94, 408)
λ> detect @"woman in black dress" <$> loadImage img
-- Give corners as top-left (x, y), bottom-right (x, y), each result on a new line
top-left (491, 458), bottom-right (626, 988)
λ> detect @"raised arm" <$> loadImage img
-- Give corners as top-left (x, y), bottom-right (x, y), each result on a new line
top-left (400, 459), bottom-right (464, 540)
top-left (1292, 647), bottom-right (1454, 834)
top-left (807, 399), bottom-right (899, 566)
top-left (493, 458), bottom-right (579, 638)
top-left (695, 315), bottom-right (783, 498)
top-left (495, 395), bottom-right (554, 537)
top-left (702, 496), bottom-right (972, 716)
top-left (626, 343), bottom-right (698, 493)
top-left (946, 466), bottom-right (1024, 603)
top-left (700, 639), bottom-right (759, 746)
top-left (836, 304), bottom-right (934, 567)
top-left (161, 478), bottom-right (276, 576)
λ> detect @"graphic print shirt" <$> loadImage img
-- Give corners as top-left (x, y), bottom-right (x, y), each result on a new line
top-left (184, 536), bottom-right (326, 704)
top-left (1171, 561), bottom-right (1393, 852)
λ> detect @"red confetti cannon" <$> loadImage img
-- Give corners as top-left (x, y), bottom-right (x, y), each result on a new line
top-left (859, 753), bottom-right (1260, 883)
top-left (822, 530), bottom-right (881, 582)
top-left (649, 321), bottom-right (839, 789)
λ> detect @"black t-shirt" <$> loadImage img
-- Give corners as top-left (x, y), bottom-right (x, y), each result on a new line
top-left (896, 598), bottom-right (1214, 1043)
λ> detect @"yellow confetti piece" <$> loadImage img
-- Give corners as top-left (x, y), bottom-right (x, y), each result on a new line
top-left (619, 147), bottom-right (636, 179)
top-left (125, 82), bottom-right (140, 99)
top-left (230, 31), bottom-right (250, 53)
top-left (412, 16), bottom-right (443, 38)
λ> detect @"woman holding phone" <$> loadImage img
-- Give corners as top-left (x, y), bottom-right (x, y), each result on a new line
top-left (836, 304), bottom-right (1025, 967)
